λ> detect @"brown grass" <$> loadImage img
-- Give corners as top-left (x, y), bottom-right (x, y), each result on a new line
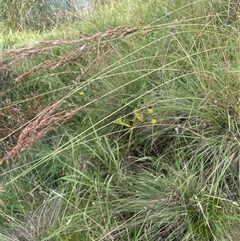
top-left (0, 25), bottom-right (139, 82)
top-left (0, 99), bottom-right (84, 165)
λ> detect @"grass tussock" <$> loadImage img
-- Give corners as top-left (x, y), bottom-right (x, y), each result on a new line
top-left (0, 0), bottom-right (240, 240)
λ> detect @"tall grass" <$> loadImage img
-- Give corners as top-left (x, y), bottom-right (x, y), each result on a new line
top-left (0, 0), bottom-right (100, 31)
top-left (0, 0), bottom-right (240, 240)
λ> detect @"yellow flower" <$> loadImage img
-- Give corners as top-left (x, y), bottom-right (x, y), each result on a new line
top-left (151, 118), bottom-right (157, 124)
top-left (79, 91), bottom-right (84, 96)
top-left (133, 109), bottom-right (144, 122)
top-left (148, 108), bottom-right (153, 114)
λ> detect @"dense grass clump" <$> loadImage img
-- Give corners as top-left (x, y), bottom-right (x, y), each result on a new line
top-left (0, 0), bottom-right (91, 31)
top-left (0, 0), bottom-right (240, 240)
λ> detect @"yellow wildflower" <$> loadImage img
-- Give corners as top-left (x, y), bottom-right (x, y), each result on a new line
top-left (133, 109), bottom-right (144, 122)
top-left (79, 91), bottom-right (85, 96)
top-left (148, 108), bottom-right (153, 114)
top-left (151, 118), bottom-right (157, 124)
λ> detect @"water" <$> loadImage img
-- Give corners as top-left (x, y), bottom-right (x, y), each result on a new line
top-left (24, 0), bottom-right (94, 29)
top-left (47, 0), bottom-right (91, 12)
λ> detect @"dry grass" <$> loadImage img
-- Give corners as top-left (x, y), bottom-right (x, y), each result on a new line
top-left (0, 99), bottom-right (84, 165)
top-left (0, 25), bottom-right (139, 82)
